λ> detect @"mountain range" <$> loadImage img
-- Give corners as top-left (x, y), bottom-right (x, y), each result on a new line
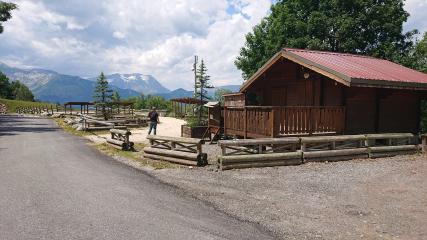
top-left (87, 73), bottom-right (169, 94)
top-left (0, 63), bottom-right (240, 103)
top-left (156, 85), bottom-right (241, 100)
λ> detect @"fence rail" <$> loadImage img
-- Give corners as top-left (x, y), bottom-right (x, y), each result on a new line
top-left (217, 133), bottom-right (419, 170)
top-left (224, 106), bottom-right (345, 138)
top-left (16, 105), bottom-right (58, 115)
top-left (143, 135), bottom-right (207, 166)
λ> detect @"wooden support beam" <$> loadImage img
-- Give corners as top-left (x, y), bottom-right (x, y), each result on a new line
top-left (421, 135), bottom-right (427, 153)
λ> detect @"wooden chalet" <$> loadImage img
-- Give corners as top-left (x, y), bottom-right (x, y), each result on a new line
top-left (223, 48), bottom-right (427, 138)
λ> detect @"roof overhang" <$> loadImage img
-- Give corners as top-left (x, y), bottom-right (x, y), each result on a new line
top-left (204, 101), bottom-right (219, 108)
top-left (239, 49), bottom-right (427, 92)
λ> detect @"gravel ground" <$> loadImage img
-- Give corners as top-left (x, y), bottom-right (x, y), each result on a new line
top-left (153, 151), bottom-right (427, 240)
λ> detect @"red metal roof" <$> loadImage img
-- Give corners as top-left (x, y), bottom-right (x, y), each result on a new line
top-left (285, 48), bottom-right (427, 85)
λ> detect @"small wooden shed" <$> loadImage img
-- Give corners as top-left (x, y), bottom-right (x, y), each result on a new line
top-left (224, 48), bottom-right (427, 138)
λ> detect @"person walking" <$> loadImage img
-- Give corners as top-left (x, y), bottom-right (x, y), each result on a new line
top-left (148, 106), bottom-right (159, 135)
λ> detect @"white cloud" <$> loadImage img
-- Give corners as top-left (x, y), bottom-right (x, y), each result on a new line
top-left (404, 0), bottom-right (427, 35)
top-left (113, 31), bottom-right (126, 39)
top-left (4, 0), bottom-right (424, 91)
top-left (1, 0), bottom-right (272, 90)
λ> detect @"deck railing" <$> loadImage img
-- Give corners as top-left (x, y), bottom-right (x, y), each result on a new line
top-left (224, 106), bottom-right (345, 138)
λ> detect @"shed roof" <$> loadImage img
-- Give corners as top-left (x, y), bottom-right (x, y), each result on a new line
top-left (204, 101), bottom-right (219, 108)
top-left (64, 102), bottom-right (94, 106)
top-left (240, 48), bottom-right (427, 92)
top-left (170, 97), bottom-right (207, 104)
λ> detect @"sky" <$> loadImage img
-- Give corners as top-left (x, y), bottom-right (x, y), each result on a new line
top-left (0, 0), bottom-right (426, 91)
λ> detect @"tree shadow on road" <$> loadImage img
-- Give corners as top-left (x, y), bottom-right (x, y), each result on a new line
top-left (0, 115), bottom-right (59, 136)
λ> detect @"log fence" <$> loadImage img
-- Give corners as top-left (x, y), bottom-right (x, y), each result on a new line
top-left (81, 115), bottom-right (127, 131)
top-left (421, 134), bottom-right (427, 153)
top-left (217, 133), bottom-right (421, 170)
top-left (107, 129), bottom-right (134, 151)
top-left (365, 133), bottom-right (417, 158)
top-left (143, 135), bottom-right (207, 166)
top-left (16, 105), bottom-right (59, 115)
top-left (218, 138), bottom-right (302, 170)
top-left (300, 135), bottom-right (368, 162)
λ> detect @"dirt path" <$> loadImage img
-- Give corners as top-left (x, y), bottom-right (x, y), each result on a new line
top-left (85, 117), bottom-right (186, 144)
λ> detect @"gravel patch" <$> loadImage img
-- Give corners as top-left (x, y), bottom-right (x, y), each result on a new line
top-left (153, 153), bottom-right (427, 240)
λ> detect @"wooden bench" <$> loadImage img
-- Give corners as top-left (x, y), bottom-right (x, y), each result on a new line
top-left (107, 129), bottom-right (134, 151)
top-left (143, 135), bottom-right (207, 166)
top-left (300, 135), bottom-right (368, 162)
top-left (365, 133), bottom-right (417, 158)
top-left (217, 138), bottom-right (302, 170)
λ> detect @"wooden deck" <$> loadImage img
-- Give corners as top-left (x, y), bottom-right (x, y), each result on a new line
top-left (223, 106), bottom-right (346, 138)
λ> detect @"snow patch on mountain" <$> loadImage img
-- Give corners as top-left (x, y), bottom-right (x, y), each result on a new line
top-left (89, 73), bottom-right (170, 94)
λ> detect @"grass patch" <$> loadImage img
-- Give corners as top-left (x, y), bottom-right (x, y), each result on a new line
top-left (94, 142), bottom-right (179, 170)
top-left (54, 117), bottom-right (178, 170)
top-left (54, 118), bottom-right (91, 137)
top-left (0, 98), bottom-right (55, 113)
top-left (54, 118), bottom-right (111, 137)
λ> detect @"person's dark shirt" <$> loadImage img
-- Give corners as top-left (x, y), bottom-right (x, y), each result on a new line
top-left (148, 111), bottom-right (159, 122)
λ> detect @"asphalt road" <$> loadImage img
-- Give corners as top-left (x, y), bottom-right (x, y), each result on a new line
top-left (0, 115), bottom-right (274, 240)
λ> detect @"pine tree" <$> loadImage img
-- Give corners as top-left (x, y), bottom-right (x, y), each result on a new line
top-left (12, 81), bottom-right (34, 101)
top-left (0, 71), bottom-right (12, 98)
top-left (93, 72), bottom-right (113, 120)
top-left (194, 59), bottom-right (213, 124)
top-left (112, 91), bottom-right (121, 103)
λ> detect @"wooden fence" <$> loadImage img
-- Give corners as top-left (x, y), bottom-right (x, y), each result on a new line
top-left (81, 115), bottom-right (145, 130)
top-left (365, 133), bottom-right (417, 158)
top-left (16, 105), bottom-right (57, 115)
top-left (218, 138), bottom-right (302, 170)
top-left (107, 129), bottom-right (134, 151)
top-left (422, 134), bottom-right (427, 153)
top-left (217, 133), bottom-right (419, 170)
top-left (223, 106), bottom-right (345, 138)
top-left (301, 135), bottom-right (368, 162)
top-left (143, 135), bottom-right (207, 166)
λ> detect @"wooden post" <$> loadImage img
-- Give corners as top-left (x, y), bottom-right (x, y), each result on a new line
top-left (271, 107), bottom-right (277, 138)
top-left (244, 107), bottom-right (247, 139)
top-left (422, 135), bottom-right (427, 153)
top-left (258, 144), bottom-right (263, 154)
top-left (223, 107), bottom-right (227, 136)
top-left (221, 146), bottom-right (227, 156)
top-left (301, 142), bottom-right (307, 152)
